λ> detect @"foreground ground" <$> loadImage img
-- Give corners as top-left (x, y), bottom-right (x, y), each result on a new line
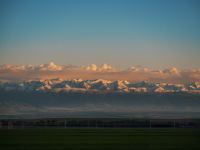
top-left (0, 128), bottom-right (200, 150)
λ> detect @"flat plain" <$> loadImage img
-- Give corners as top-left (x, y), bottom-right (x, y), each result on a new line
top-left (0, 128), bottom-right (200, 150)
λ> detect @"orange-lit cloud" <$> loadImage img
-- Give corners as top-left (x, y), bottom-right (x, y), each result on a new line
top-left (0, 62), bottom-right (199, 83)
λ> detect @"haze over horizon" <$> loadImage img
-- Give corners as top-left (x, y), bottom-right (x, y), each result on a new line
top-left (1, 0), bottom-right (200, 69)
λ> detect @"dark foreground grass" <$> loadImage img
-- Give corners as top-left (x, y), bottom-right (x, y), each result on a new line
top-left (0, 128), bottom-right (200, 150)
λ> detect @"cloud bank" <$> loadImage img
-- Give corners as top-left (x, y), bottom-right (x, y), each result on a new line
top-left (0, 62), bottom-right (200, 83)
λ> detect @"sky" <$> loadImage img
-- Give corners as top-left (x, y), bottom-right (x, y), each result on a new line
top-left (0, 0), bottom-right (200, 69)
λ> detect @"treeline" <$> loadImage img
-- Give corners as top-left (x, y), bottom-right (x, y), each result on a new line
top-left (1, 118), bottom-right (200, 129)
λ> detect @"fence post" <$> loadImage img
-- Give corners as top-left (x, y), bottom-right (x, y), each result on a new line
top-left (65, 120), bottom-right (67, 128)
top-left (149, 120), bottom-right (151, 128)
top-left (173, 120), bottom-right (175, 128)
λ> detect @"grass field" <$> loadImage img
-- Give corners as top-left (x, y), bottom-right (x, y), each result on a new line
top-left (0, 128), bottom-right (200, 150)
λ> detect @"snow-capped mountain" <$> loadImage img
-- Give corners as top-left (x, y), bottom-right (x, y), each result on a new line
top-left (0, 79), bottom-right (199, 93)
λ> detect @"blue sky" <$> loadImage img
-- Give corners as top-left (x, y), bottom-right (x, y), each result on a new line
top-left (0, 0), bottom-right (200, 69)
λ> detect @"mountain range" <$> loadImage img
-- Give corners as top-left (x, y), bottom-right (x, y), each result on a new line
top-left (1, 62), bottom-right (200, 119)
top-left (1, 79), bottom-right (200, 94)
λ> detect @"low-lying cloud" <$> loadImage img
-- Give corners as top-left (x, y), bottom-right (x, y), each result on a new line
top-left (0, 62), bottom-right (200, 83)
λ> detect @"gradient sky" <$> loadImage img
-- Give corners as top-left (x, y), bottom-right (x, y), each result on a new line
top-left (0, 0), bottom-right (200, 69)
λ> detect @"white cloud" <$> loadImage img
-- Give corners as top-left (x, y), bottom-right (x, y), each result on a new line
top-left (162, 67), bottom-right (180, 75)
top-left (37, 62), bottom-right (62, 71)
top-left (0, 63), bottom-right (200, 83)
top-left (98, 64), bottom-right (114, 71)
top-left (85, 64), bottom-right (97, 71)
top-left (83, 63), bottom-right (114, 72)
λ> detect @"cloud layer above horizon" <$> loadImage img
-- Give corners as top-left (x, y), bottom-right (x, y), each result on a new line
top-left (0, 62), bottom-right (200, 83)
top-left (1, 0), bottom-right (200, 69)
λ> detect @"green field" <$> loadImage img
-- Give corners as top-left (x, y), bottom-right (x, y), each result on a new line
top-left (0, 128), bottom-right (200, 150)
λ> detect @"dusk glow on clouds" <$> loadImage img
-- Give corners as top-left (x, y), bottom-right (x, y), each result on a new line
top-left (0, 0), bottom-right (200, 69)
top-left (0, 62), bottom-right (200, 83)
top-left (0, 1), bottom-right (200, 90)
